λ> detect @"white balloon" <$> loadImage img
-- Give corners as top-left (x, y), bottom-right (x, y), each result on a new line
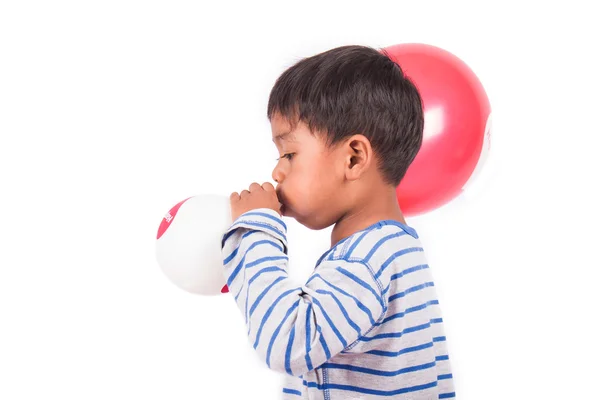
top-left (155, 194), bottom-right (232, 295)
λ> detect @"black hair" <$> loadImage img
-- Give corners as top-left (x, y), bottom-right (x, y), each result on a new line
top-left (267, 45), bottom-right (424, 186)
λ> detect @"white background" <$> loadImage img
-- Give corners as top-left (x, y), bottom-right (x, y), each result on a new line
top-left (1, 1), bottom-right (599, 399)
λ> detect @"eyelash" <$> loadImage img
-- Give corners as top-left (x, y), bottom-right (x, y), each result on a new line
top-left (277, 153), bottom-right (294, 161)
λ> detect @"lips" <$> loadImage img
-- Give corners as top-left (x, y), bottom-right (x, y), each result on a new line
top-left (276, 190), bottom-right (287, 216)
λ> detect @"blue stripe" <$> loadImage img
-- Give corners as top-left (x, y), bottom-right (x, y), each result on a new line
top-left (228, 258), bottom-right (246, 289)
top-left (234, 268), bottom-right (248, 302)
top-left (335, 266), bottom-right (383, 308)
top-left (382, 285), bottom-right (390, 296)
top-left (315, 289), bottom-right (361, 336)
top-left (364, 231), bottom-right (408, 263)
top-left (242, 230), bottom-right (257, 238)
top-left (375, 247), bottom-right (424, 279)
top-left (267, 302), bottom-right (299, 368)
top-left (246, 255), bottom-right (288, 269)
top-left (346, 229), bottom-right (371, 258)
top-left (223, 247), bottom-right (238, 265)
top-left (222, 230), bottom-right (258, 255)
top-left (390, 264), bottom-right (429, 281)
top-left (222, 229), bottom-right (237, 246)
top-left (316, 250), bottom-right (330, 267)
top-left (359, 320), bottom-right (435, 342)
top-left (431, 318), bottom-right (443, 324)
top-left (307, 274), bottom-right (375, 325)
top-left (439, 392), bottom-right (456, 399)
top-left (226, 240), bottom-right (284, 286)
top-left (241, 211), bottom-right (287, 232)
top-left (244, 267), bottom-right (286, 323)
top-left (246, 276), bottom-right (286, 335)
top-left (316, 324), bottom-right (331, 359)
top-left (222, 228), bottom-right (256, 247)
top-left (378, 220), bottom-right (418, 238)
top-left (285, 325), bottom-right (296, 374)
top-left (248, 276), bottom-right (286, 321)
top-left (323, 360), bottom-right (436, 376)
top-left (243, 286), bottom-right (249, 323)
top-left (325, 235), bottom-right (354, 261)
top-left (436, 355), bottom-right (449, 361)
top-left (438, 373), bottom-right (453, 380)
top-left (282, 388), bottom-right (302, 396)
top-left (405, 322), bottom-right (432, 334)
top-left (377, 300), bottom-right (439, 326)
top-left (312, 297), bottom-right (347, 348)
top-left (389, 282), bottom-right (434, 302)
top-left (236, 264), bottom-right (285, 301)
top-left (303, 380), bottom-right (437, 396)
top-left (433, 336), bottom-right (446, 342)
top-left (365, 341), bottom-right (434, 357)
top-left (253, 289), bottom-right (298, 348)
top-left (305, 303), bottom-right (313, 371)
top-left (248, 266), bottom-right (286, 285)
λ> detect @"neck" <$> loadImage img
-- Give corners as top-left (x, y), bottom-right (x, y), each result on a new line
top-left (330, 185), bottom-right (406, 247)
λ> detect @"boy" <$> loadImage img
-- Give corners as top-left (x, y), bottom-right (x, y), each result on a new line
top-left (221, 45), bottom-right (455, 399)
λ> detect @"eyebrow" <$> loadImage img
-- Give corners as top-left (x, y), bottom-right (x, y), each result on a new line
top-left (272, 131), bottom-right (292, 142)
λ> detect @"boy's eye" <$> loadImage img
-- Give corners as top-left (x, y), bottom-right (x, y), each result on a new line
top-left (277, 153), bottom-right (294, 161)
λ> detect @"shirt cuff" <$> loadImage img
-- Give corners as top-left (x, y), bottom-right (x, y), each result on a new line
top-left (221, 208), bottom-right (288, 252)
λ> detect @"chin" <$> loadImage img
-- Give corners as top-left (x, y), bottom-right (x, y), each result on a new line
top-left (282, 205), bottom-right (330, 230)
top-left (285, 209), bottom-right (310, 228)
top-left (296, 215), bottom-right (332, 231)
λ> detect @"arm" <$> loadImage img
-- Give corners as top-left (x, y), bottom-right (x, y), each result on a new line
top-left (222, 208), bottom-right (386, 376)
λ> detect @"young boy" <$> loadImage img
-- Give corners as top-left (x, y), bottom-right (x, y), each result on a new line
top-left (221, 45), bottom-right (455, 399)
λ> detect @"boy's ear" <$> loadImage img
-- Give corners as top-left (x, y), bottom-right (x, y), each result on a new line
top-left (343, 134), bottom-right (373, 181)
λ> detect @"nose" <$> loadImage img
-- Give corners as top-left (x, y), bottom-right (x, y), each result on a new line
top-left (272, 163), bottom-right (284, 184)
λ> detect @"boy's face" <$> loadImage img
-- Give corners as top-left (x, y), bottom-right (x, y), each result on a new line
top-left (271, 114), bottom-right (345, 230)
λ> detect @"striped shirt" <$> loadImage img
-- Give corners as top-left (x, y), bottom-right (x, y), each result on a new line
top-left (221, 209), bottom-right (455, 399)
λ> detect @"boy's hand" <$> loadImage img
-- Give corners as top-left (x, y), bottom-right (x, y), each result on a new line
top-left (230, 182), bottom-right (281, 221)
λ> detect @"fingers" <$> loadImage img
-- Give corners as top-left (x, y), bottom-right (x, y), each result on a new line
top-left (261, 182), bottom-right (275, 192)
top-left (232, 182), bottom-right (276, 201)
top-left (250, 182), bottom-right (276, 192)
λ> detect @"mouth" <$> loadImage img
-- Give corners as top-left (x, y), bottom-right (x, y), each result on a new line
top-left (276, 190), bottom-right (288, 216)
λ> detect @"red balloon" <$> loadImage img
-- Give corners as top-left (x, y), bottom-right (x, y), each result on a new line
top-left (383, 43), bottom-right (492, 216)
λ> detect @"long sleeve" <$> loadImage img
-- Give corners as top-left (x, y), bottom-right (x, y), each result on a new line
top-left (221, 208), bottom-right (386, 377)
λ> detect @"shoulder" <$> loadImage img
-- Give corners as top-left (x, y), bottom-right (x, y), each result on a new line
top-left (330, 220), bottom-right (419, 259)
top-left (322, 220), bottom-right (425, 279)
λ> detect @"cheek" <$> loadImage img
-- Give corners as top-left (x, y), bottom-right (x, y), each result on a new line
top-left (298, 161), bottom-right (335, 199)
top-left (283, 165), bottom-right (314, 202)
